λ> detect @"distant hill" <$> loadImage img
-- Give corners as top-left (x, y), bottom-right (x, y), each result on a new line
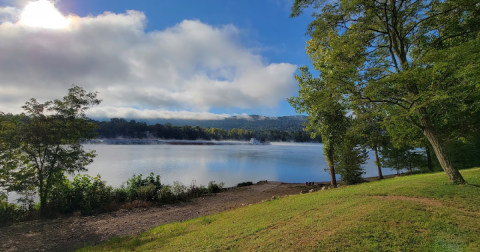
top-left (92, 115), bottom-right (315, 142)
top-left (137, 115), bottom-right (308, 131)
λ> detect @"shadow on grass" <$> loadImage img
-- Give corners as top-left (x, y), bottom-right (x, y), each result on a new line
top-left (0, 217), bottom-right (107, 252)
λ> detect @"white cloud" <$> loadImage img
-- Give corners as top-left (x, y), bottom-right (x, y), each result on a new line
top-left (0, 6), bottom-right (20, 22)
top-left (0, 3), bottom-right (297, 119)
top-left (87, 107), bottom-right (231, 120)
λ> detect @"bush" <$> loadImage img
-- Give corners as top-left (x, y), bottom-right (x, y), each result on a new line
top-left (187, 180), bottom-right (207, 198)
top-left (159, 185), bottom-right (175, 203)
top-left (0, 193), bottom-right (31, 226)
top-left (48, 174), bottom-right (114, 215)
top-left (112, 186), bottom-right (128, 203)
top-left (237, 182), bottom-right (253, 187)
top-left (172, 181), bottom-right (187, 200)
top-left (207, 181), bottom-right (224, 193)
top-left (3, 171), bottom-right (226, 224)
top-left (136, 184), bottom-right (157, 201)
top-left (126, 173), bottom-right (162, 201)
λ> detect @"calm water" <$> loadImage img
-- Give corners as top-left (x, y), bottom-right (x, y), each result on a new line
top-left (82, 143), bottom-right (397, 188)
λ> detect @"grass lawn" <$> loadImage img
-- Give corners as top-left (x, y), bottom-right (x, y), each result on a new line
top-left (78, 168), bottom-right (480, 251)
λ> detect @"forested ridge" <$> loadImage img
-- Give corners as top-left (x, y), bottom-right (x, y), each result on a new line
top-left (92, 117), bottom-right (320, 142)
top-left (95, 115), bottom-right (308, 131)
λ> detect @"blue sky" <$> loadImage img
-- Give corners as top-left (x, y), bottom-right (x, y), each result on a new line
top-left (0, 0), bottom-right (314, 119)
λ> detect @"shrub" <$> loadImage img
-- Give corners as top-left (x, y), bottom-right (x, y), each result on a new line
top-left (237, 182), bottom-right (253, 187)
top-left (207, 181), bottom-right (224, 193)
top-left (112, 186), bottom-right (128, 203)
top-left (159, 185), bottom-right (175, 203)
top-left (0, 193), bottom-right (31, 226)
top-left (126, 173), bottom-right (162, 201)
top-left (172, 181), bottom-right (187, 200)
top-left (136, 184), bottom-right (157, 201)
top-left (187, 180), bottom-right (207, 198)
top-left (48, 174), bottom-right (113, 215)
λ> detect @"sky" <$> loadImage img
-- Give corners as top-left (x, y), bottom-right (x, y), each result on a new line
top-left (0, 0), bottom-right (314, 120)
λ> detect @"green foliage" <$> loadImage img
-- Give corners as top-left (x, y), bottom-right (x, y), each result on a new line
top-left (159, 185), bottom-right (175, 203)
top-left (288, 67), bottom-right (350, 185)
top-left (187, 180), bottom-right (207, 198)
top-left (172, 181), bottom-right (187, 200)
top-left (237, 182), bottom-right (253, 187)
top-left (126, 173), bottom-right (162, 202)
top-left (207, 181), bottom-right (224, 194)
top-left (381, 145), bottom-right (426, 173)
top-left (48, 174), bottom-right (113, 215)
top-left (438, 131), bottom-right (480, 170)
top-left (290, 0), bottom-right (480, 183)
top-left (0, 195), bottom-right (27, 226)
top-left (334, 135), bottom-right (367, 185)
top-left (1, 170), bottom-right (225, 225)
top-left (112, 186), bottom-right (128, 203)
top-left (0, 86), bottom-right (102, 216)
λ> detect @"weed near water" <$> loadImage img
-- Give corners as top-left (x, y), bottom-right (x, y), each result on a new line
top-left (78, 168), bottom-right (480, 251)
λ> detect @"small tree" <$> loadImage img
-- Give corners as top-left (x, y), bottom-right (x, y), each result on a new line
top-left (352, 104), bottom-right (389, 179)
top-left (335, 134), bottom-right (368, 185)
top-left (1, 86), bottom-right (101, 217)
top-left (289, 67), bottom-right (350, 187)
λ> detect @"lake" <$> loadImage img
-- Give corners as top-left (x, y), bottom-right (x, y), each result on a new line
top-left (83, 142), bottom-right (398, 188)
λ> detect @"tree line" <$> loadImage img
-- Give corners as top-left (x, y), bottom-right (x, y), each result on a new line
top-left (136, 115), bottom-right (308, 131)
top-left (93, 118), bottom-right (320, 143)
top-left (290, 0), bottom-right (480, 185)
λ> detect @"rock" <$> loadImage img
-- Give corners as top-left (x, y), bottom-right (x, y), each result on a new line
top-left (321, 186), bottom-right (327, 190)
top-left (309, 189), bottom-right (316, 193)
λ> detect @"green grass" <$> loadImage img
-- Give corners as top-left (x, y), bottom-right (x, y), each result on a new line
top-left (78, 168), bottom-right (480, 251)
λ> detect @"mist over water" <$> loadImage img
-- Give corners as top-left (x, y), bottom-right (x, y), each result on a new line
top-left (83, 143), bottom-right (399, 188)
top-left (6, 143), bottom-right (401, 202)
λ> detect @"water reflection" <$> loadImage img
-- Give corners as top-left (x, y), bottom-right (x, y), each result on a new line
top-left (83, 143), bottom-right (398, 188)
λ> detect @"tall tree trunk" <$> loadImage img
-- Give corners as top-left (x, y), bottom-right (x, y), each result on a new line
top-left (418, 108), bottom-right (466, 184)
top-left (38, 172), bottom-right (47, 217)
top-left (326, 147), bottom-right (337, 187)
top-left (425, 144), bottom-right (434, 172)
top-left (373, 145), bottom-right (383, 179)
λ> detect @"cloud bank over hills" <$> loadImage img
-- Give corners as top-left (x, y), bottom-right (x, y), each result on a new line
top-left (0, 2), bottom-right (297, 119)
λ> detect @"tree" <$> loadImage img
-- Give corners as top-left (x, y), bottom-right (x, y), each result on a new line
top-left (289, 67), bottom-right (350, 187)
top-left (382, 110), bottom-right (436, 172)
top-left (352, 103), bottom-right (389, 179)
top-left (335, 133), bottom-right (368, 185)
top-left (0, 86), bottom-right (101, 216)
top-left (381, 144), bottom-right (426, 174)
top-left (291, 0), bottom-right (480, 184)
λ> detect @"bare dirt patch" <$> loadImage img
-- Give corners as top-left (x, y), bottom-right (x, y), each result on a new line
top-left (0, 182), bottom-right (310, 252)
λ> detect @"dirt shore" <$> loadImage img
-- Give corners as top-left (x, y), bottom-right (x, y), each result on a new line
top-left (0, 182), bottom-right (313, 252)
top-left (0, 173), bottom-right (399, 252)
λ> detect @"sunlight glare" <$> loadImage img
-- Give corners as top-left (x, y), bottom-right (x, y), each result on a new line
top-left (20, 0), bottom-right (70, 29)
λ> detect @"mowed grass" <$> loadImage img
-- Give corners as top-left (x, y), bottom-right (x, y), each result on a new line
top-left (78, 168), bottom-right (480, 251)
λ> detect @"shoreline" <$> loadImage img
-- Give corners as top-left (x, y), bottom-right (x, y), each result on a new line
top-left (1, 172), bottom-right (407, 252)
